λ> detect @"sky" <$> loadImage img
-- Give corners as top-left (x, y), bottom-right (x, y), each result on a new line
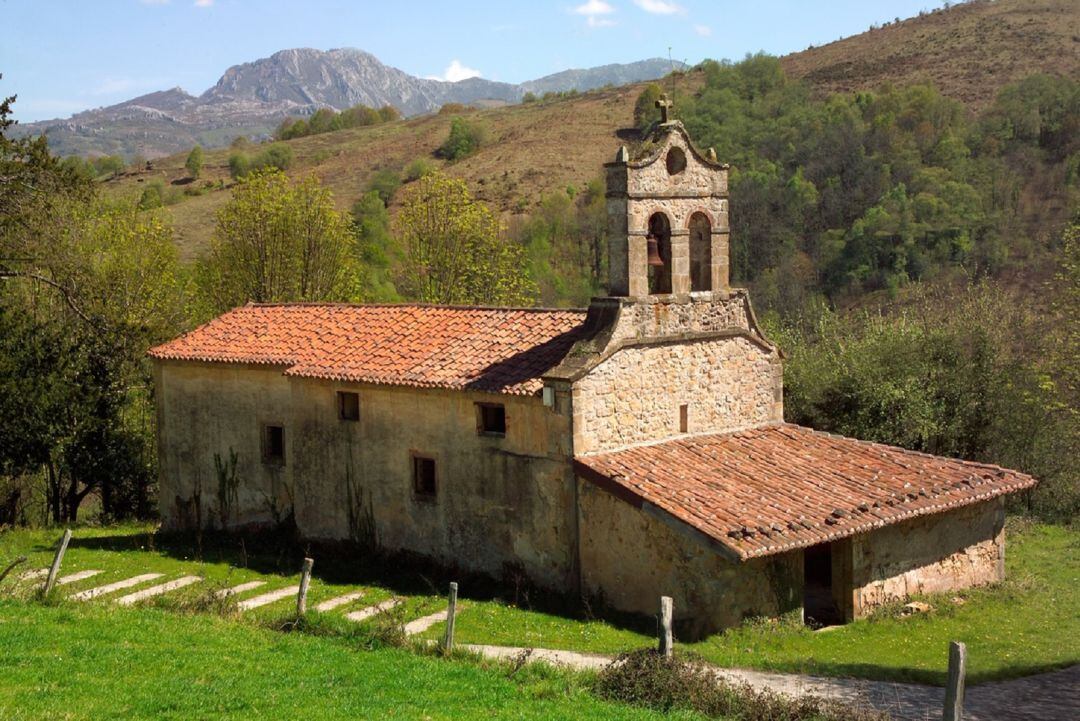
top-left (2, 0), bottom-right (948, 123)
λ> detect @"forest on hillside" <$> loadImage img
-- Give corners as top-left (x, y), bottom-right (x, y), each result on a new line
top-left (1, 55), bottom-right (1077, 527)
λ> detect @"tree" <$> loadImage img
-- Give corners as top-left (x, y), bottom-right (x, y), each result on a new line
top-left (395, 173), bottom-right (536, 306)
top-left (198, 170), bottom-right (356, 312)
top-left (351, 190), bottom-right (400, 302)
top-left (633, 83), bottom-right (663, 129)
top-left (367, 168), bottom-right (401, 206)
top-left (185, 145), bottom-right (204, 179)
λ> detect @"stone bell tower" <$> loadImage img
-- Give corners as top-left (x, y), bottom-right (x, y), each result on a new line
top-left (605, 99), bottom-right (730, 298)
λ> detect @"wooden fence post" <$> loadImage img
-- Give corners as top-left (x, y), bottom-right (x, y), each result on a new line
top-left (658, 595), bottom-right (673, 658)
top-left (296, 557), bottom-right (314, 617)
top-left (43, 529), bottom-right (72, 597)
top-left (442, 581), bottom-right (458, 653)
top-left (943, 641), bottom-right (967, 721)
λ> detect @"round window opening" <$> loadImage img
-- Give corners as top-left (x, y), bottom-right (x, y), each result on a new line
top-left (666, 147), bottom-right (687, 175)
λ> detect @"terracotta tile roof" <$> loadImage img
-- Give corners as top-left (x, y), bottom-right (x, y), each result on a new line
top-left (574, 424), bottom-right (1036, 560)
top-left (148, 303), bottom-right (588, 395)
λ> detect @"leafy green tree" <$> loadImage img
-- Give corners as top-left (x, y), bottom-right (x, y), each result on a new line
top-left (395, 172), bottom-right (535, 305)
top-left (438, 117), bottom-right (487, 161)
top-left (198, 170), bottom-right (356, 312)
top-left (185, 145), bottom-right (204, 179)
top-left (351, 190), bottom-right (400, 302)
top-left (377, 105), bottom-right (401, 123)
top-left (633, 83), bottom-right (663, 129)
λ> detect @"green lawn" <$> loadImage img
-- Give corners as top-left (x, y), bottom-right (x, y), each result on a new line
top-left (0, 600), bottom-right (700, 721)
top-left (1, 520), bottom-right (1075, 687)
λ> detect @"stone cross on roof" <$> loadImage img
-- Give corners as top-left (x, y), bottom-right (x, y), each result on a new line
top-left (655, 93), bottom-right (673, 123)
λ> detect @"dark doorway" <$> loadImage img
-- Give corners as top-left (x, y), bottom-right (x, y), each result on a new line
top-left (803, 543), bottom-right (842, 627)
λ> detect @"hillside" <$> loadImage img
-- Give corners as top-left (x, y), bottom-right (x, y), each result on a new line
top-left (781, 0), bottom-right (1079, 108)
top-left (102, 0), bottom-right (1079, 262)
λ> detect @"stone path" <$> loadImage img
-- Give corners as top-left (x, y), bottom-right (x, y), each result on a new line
top-left (345, 598), bottom-right (401, 622)
top-left (315, 591), bottom-right (365, 612)
top-left (115, 576), bottom-right (202, 606)
top-left (462, 644), bottom-right (1079, 721)
top-left (236, 585), bottom-right (299, 611)
top-left (214, 580), bottom-right (266, 599)
top-left (70, 573), bottom-right (163, 601)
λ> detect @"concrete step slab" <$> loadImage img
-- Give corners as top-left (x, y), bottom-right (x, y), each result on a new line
top-left (115, 576), bottom-right (202, 606)
top-left (345, 598), bottom-right (402, 623)
top-left (19, 569), bottom-right (48, 582)
top-left (56, 570), bottom-right (103, 586)
top-left (315, 591), bottom-right (365, 612)
top-left (213, 580), bottom-right (266, 599)
top-left (70, 573), bottom-right (164, 601)
top-left (236, 585), bottom-right (299, 611)
top-left (404, 609), bottom-right (449, 636)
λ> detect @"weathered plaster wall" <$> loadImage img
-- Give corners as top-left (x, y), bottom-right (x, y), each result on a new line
top-left (577, 481), bottom-right (801, 637)
top-left (572, 334), bottom-right (783, 455)
top-left (851, 498), bottom-right (1006, 615)
top-left (155, 361), bottom-right (294, 530)
top-left (289, 378), bottom-right (578, 589)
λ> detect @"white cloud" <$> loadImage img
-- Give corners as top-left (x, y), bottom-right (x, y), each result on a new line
top-left (194, 0), bottom-right (214, 6)
top-left (427, 60), bottom-right (482, 83)
top-left (573, 0), bottom-right (615, 26)
top-left (633, 0), bottom-right (684, 15)
top-left (694, 24), bottom-right (712, 36)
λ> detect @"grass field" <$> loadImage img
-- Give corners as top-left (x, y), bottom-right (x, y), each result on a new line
top-left (0, 600), bottom-right (702, 721)
top-left (1, 520), bottom-right (1076, 687)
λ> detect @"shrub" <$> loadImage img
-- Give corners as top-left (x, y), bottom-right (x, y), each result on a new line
top-left (438, 116), bottom-right (487, 161)
top-left (367, 168), bottom-right (401, 206)
top-left (228, 153), bottom-right (250, 180)
top-left (594, 650), bottom-right (886, 721)
top-left (439, 102), bottom-right (468, 115)
top-left (522, 91), bottom-right (537, 104)
top-left (403, 157), bottom-right (435, 182)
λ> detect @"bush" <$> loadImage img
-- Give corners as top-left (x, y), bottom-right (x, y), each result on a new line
top-left (522, 91), bottom-right (537, 104)
top-left (438, 116), bottom-right (487, 161)
top-left (228, 143), bottom-right (293, 180)
top-left (403, 157), bottom-right (435, 182)
top-left (594, 650), bottom-right (886, 721)
top-left (439, 102), bottom-right (468, 115)
top-left (367, 169), bottom-right (401, 206)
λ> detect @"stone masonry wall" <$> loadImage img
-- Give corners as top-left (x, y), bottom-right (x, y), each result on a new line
top-left (578, 480), bottom-right (801, 638)
top-left (572, 334), bottom-right (782, 455)
top-left (851, 498), bottom-right (1006, 615)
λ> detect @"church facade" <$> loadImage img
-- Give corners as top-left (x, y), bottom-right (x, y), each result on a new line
top-left (150, 118), bottom-right (1035, 634)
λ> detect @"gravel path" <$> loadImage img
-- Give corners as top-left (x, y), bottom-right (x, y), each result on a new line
top-left (462, 644), bottom-right (1080, 721)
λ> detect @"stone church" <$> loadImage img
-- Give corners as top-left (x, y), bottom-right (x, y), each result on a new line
top-left (150, 117), bottom-right (1035, 633)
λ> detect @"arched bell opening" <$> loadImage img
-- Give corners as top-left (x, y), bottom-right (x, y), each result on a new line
top-left (647, 212), bottom-right (672, 295)
top-left (689, 212), bottom-right (712, 292)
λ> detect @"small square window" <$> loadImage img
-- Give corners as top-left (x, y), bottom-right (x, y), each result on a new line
top-left (476, 403), bottom-right (506, 437)
top-left (338, 391), bottom-right (360, 421)
top-left (263, 424), bottom-right (284, 464)
top-left (413, 455), bottom-right (437, 498)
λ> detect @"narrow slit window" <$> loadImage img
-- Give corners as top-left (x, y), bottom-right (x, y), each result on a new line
top-left (263, 424), bottom-right (284, 464)
top-left (338, 391), bottom-right (360, 421)
top-left (413, 455), bottom-right (437, 498)
top-left (476, 403), bottom-right (506, 437)
top-left (679, 404), bottom-right (689, 434)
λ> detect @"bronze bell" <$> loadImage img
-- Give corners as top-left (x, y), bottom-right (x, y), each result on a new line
top-left (646, 234), bottom-right (665, 267)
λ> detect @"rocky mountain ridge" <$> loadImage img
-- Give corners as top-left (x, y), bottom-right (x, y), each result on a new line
top-left (14, 48), bottom-right (681, 158)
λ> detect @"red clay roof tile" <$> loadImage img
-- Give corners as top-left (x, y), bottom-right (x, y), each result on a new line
top-left (148, 303), bottom-right (588, 395)
top-left (574, 424), bottom-right (1036, 560)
